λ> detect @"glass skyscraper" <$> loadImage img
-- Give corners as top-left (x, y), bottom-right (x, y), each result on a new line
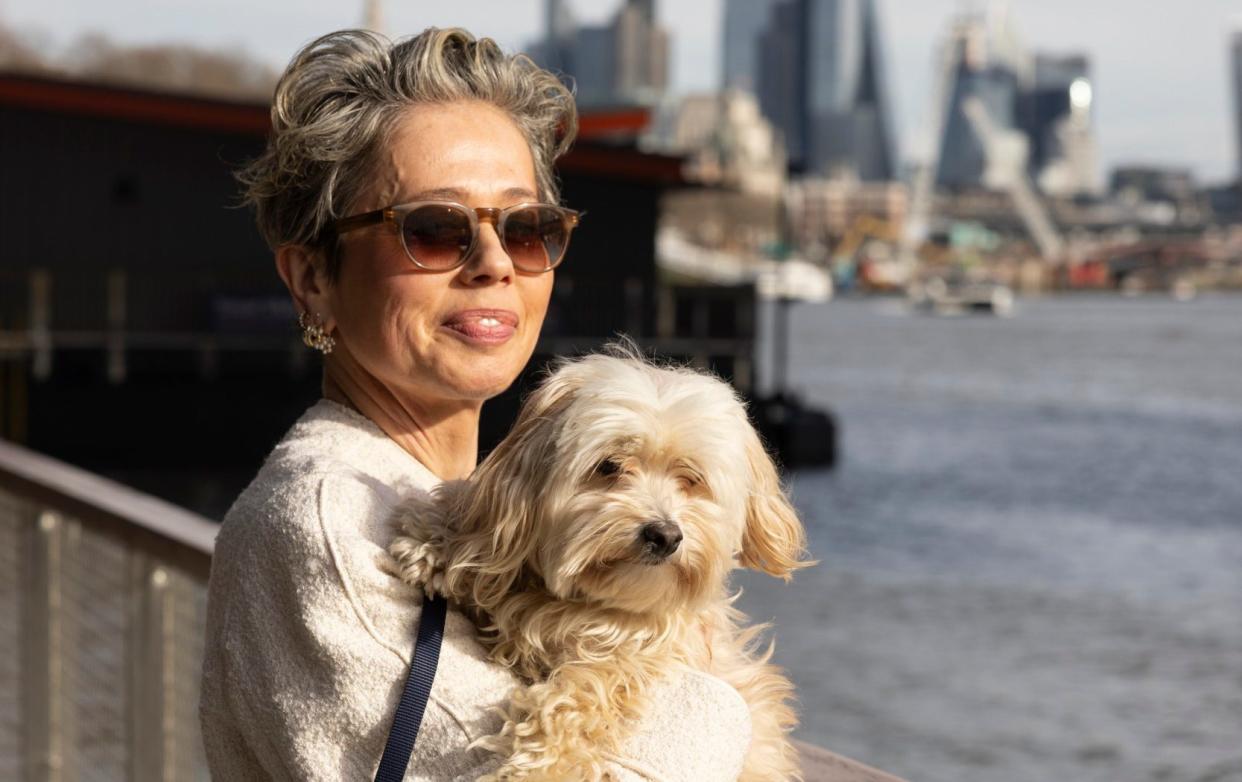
top-left (530, 0), bottom-right (668, 107)
top-left (755, 0), bottom-right (896, 180)
top-left (1232, 30), bottom-right (1242, 180)
top-left (933, 13), bottom-right (1096, 195)
top-left (805, 0), bottom-right (896, 180)
top-left (722, 0), bottom-right (780, 93)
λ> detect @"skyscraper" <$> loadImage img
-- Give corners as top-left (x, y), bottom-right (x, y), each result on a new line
top-left (539, 0), bottom-right (576, 74)
top-left (531, 0), bottom-right (668, 107)
top-left (757, 0), bottom-right (808, 168)
top-left (613, 0), bottom-right (669, 104)
top-left (934, 15), bottom-right (1024, 189)
top-left (1231, 28), bottom-right (1242, 180)
top-left (362, 0), bottom-right (385, 35)
top-left (932, 10), bottom-right (1097, 195)
top-left (754, 0), bottom-right (896, 180)
top-left (722, 0), bottom-right (780, 92)
top-left (805, 0), bottom-right (896, 180)
top-left (1023, 54), bottom-right (1098, 196)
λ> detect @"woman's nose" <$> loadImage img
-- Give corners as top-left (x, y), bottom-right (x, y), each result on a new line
top-left (458, 222), bottom-right (514, 284)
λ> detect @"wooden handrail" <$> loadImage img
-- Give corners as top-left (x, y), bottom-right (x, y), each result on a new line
top-left (0, 438), bottom-right (217, 578)
top-left (795, 740), bottom-right (908, 782)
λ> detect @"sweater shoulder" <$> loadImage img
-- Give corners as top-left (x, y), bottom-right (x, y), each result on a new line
top-left (214, 402), bottom-right (436, 557)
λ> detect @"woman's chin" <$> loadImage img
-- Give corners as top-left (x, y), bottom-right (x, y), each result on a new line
top-left (438, 363), bottom-right (527, 403)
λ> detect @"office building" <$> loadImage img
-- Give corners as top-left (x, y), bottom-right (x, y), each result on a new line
top-left (1023, 54), bottom-right (1098, 196)
top-left (531, 0), bottom-right (668, 107)
top-left (931, 9), bottom-right (1098, 195)
top-left (754, 0), bottom-right (896, 180)
top-left (722, 0), bottom-right (780, 92)
top-left (613, 0), bottom-right (669, 104)
top-left (934, 13), bottom-right (1026, 189)
top-left (757, 0), bottom-right (808, 168)
top-left (1231, 28), bottom-right (1242, 180)
top-left (805, 0), bottom-right (896, 179)
top-left (536, 0), bottom-right (577, 74)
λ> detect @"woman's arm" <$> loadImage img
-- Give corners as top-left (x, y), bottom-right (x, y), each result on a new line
top-left (200, 470), bottom-right (491, 781)
top-left (603, 668), bottom-right (753, 782)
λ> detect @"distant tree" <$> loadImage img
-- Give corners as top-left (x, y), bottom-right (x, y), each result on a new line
top-left (0, 21), bottom-right (277, 101)
top-left (0, 22), bottom-right (52, 72)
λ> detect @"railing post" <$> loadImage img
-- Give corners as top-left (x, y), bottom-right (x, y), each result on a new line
top-left (624, 278), bottom-right (644, 337)
top-left (22, 509), bottom-right (74, 782)
top-left (656, 285), bottom-right (675, 339)
top-left (735, 292), bottom-right (755, 393)
top-left (691, 297), bottom-right (709, 369)
top-left (29, 270), bottom-right (52, 381)
top-left (128, 553), bottom-right (174, 781)
top-left (106, 269), bottom-right (127, 384)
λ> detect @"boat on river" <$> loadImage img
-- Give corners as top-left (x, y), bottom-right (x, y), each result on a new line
top-left (906, 277), bottom-right (1015, 316)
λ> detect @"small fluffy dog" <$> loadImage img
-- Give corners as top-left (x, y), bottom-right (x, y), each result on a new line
top-left (388, 347), bottom-right (812, 781)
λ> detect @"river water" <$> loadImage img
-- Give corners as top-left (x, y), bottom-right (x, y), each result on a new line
top-left (739, 293), bottom-right (1242, 782)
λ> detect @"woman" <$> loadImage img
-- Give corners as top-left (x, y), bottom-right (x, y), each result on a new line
top-left (199, 28), bottom-right (753, 781)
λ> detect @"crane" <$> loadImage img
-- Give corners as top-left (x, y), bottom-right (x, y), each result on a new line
top-left (959, 95), bottom-right (1065, 261)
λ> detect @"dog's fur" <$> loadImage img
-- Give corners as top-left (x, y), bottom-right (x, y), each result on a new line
top-left (387, 347), bottom-right (812, 781)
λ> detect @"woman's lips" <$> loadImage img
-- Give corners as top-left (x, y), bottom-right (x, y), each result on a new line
top-left (442, 309), bottom-right (519, 344)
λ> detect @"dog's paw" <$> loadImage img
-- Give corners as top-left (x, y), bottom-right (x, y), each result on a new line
top-left (386, 535), bottom-right (448, 596)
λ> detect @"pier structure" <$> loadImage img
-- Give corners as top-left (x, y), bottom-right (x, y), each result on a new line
top-left (0, 73), bottom-right (769, 501)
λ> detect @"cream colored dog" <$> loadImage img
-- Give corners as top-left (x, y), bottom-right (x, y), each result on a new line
top-left (387, 347), bottom-right (812, 781)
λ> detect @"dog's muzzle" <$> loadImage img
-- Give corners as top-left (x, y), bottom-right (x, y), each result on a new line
top-left (638, 520), bottom-right (683, 560)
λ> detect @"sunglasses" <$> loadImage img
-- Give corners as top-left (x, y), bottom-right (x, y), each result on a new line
top-left (331, 201), bottom-right (582, 273)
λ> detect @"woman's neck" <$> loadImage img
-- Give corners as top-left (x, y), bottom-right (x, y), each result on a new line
top-left (322, 354), bottom-right (481, 480)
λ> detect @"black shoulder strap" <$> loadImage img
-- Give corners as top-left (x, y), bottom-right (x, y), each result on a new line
top-left (374, 594), bottom-right (448, 782)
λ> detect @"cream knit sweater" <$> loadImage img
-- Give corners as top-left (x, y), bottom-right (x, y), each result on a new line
top-left (199, 399), bottom-right (751, 781)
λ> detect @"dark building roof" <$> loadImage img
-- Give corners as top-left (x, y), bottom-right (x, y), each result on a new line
top-left (0, 72), bottom-right (685, 186)
top-left (0, 72), bottom-right (271, 135)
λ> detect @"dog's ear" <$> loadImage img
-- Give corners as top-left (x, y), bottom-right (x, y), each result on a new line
top-left (738, 426), bottom-right (812, 580)
top-left (444, 367), bottom-right (582, 608)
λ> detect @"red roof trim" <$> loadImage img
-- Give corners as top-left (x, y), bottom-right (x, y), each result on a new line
top-left (559, 144), bottom-right (685, 186)
top-left (0, 73), bottom-right (270, 136)
top-left (577, 107), bottom-right (651, 139)
top-left (0, 73), bottom-right (684, 184)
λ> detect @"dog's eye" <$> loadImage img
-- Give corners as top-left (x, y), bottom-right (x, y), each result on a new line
top-left (677, 470), bottom-right (704, 491)
top-left (594, 458), bottom-right (622, 478)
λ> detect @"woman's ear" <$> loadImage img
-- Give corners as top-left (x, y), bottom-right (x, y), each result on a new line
top-left (738, 426), bottom-right (813, 580)
top-left (275, 243), bottom-right (336, 331)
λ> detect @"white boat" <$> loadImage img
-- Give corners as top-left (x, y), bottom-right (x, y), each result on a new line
top-left (907, 277), bottom-right (1015, 316)
top-left (656, 228), bottom-right (833, 302)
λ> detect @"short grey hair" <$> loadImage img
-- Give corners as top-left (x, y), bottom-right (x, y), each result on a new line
top-left (236, 27), bottom-right (579, 278)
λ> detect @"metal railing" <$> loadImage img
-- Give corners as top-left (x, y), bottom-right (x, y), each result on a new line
top-left (1, 268), bottom-right (757, 393)
top-left (0, 438), bottom-right (215, 782)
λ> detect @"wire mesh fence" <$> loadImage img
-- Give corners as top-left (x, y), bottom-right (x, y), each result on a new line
top-left (0, 474), bottom-right (211, 781)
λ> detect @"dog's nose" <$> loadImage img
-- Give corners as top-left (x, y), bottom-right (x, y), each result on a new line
top-left (639, 521), bottom-right (683, 558)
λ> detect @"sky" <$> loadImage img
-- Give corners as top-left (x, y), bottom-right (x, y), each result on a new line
top-left (4, 0), bottom-right (1240, 183)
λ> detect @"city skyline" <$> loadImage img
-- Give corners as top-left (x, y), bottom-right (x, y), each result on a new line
top-left (2, 0), bottom-right (1239, 182)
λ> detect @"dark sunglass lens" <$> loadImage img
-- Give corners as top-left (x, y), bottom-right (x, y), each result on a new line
top-left (504, 207), bottom-right (569, 270)
top-left (401, 206), bottom-right (472, 269)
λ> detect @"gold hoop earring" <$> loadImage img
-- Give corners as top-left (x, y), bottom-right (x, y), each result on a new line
top-left (298, 311), bottom-right (336, 355)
